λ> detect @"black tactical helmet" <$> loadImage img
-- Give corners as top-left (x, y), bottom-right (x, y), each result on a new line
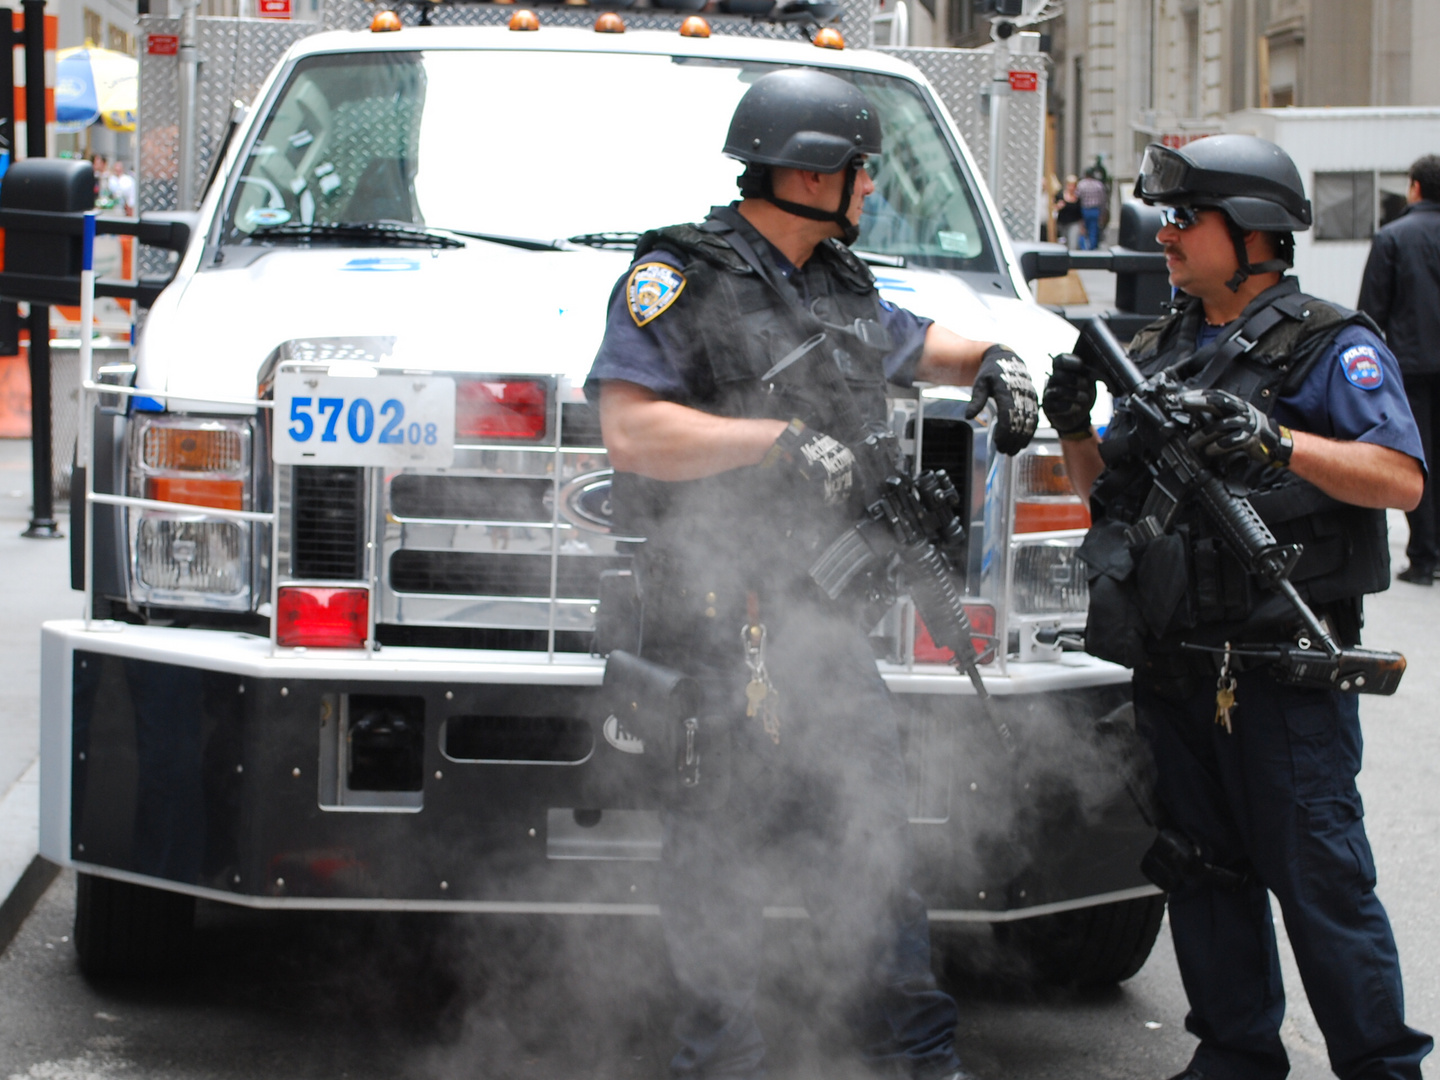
top-left (723, 69), bottom-right (882, 244)
top-left (1136, 135), bottom-right (1310, 290)
top-left (724, 68), bottom-right (882, 173)
top-left (1134, 135), bottom-right (1312, 231)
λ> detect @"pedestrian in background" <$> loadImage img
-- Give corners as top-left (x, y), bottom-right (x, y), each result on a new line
top-left (107, 159), bottom-right (137, 217)
top-left (1075, 168), bottom-right (1107, 250)
top-left (90, 154), bottom-right (108, 206)
top-left (1054, 174), bottom-right (1084, 249)
top-left (1359, 154), bottom-right (1440, 585)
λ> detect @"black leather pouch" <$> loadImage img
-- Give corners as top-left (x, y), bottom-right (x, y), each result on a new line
top-left (600, 650), bottom-right (706, 793)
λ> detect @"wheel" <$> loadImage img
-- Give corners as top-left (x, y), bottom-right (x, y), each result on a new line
top-left (73, 872), bottom-right (196, 979)
top-left (994, 893), bottom-right (1166, 990)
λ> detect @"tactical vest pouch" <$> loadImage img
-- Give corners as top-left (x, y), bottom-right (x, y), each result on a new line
top-left (1135, 529), bottom-right (1195, 638)
top-left (599, 650), bottom-right (725, 805)
top-left (1078, 520), bottom-right (1150, 670)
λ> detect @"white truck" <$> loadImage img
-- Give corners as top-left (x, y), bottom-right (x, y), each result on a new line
top-left (7, 3), bottom-right (1168, 985)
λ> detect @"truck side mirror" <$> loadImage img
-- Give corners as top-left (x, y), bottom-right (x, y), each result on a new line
top-left (0, 159), bottom-right (95, 305)
top-left (1114, 200), bottom-right (1171, 317)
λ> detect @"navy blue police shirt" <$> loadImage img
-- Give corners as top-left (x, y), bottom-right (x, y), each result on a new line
top-left (1194, 320), bottom-right (1426, 468)
top-left (586, 242), bottom-right (932, 403)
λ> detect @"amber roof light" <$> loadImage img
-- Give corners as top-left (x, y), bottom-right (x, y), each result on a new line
top-left (594, 11), bottom-right (625, 31)
top-left (679, 15), bottom-right (710, 37)
top-left (813, 27), bottom-right (844, 48)
top-left (370, 9), bottom-right (402, 31)
top-left (509, 8), bottom-right (540, 29)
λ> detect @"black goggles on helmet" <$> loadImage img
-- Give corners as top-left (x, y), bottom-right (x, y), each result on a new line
top-left (1136, 144), bottom-right (1197, 201)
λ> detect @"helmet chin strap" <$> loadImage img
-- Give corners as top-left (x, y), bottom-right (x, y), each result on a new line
top-left (756, 163), bottom-right (862, 246)
top-left (1223, 219), bottom-right (1290, 292)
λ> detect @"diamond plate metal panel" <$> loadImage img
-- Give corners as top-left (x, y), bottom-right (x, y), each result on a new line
top-left (139, 15), bottom-right (314, 216)
top-left (883, 45), bottom-right (1044, 241)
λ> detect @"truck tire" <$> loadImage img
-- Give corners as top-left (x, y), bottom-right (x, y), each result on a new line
top-left (994, 893), bottom-right (1166, 990)
top-left (73, 872), bottom-right (196, 979)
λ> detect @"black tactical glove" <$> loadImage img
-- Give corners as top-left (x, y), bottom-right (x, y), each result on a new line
top-left (762, 419), bottom-right (857, 505)
top-left (1041, 352), bottom-right (1097, 440)
top-left (965, 344), bottom-right (1038, 455)
top-left (1181, 389), bottom-right (1294, 470)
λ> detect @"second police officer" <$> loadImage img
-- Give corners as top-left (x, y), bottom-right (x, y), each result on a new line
top-left (587, 70), bottom-right (1038, 1080)
top-left (1043, 135), bottom-right (1433, 1080)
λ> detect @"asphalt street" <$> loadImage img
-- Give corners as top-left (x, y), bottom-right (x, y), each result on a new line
top-left (1, 410), bottom-right (1438, 1079)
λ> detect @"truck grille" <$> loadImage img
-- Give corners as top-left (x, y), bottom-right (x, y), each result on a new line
top-left (389, 551), bottom-right (628, 598)
top-left (293, 466), bottom-right (365, 580)
top-left (389, 475), bottom-right (550, 522)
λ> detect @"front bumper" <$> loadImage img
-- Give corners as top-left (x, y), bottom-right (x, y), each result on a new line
top-left (40, 620), bottom-right (1152, 918)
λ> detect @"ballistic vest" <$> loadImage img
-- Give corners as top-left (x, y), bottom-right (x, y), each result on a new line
top-left (609, 207), bottom-right (898, 661)
top-left (1081, 279), bottom-right (1391, 677)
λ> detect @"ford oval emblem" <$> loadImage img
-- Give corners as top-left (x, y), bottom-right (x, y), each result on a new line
top-left (558, 470), bottom-right (616, 533)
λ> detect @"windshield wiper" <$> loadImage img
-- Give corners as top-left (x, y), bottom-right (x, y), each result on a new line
top-left (248, 222), bottom-right (466, 248)
top-left (567, 232), bottom-right (643, 250)
top-left (435, 228), bottom-right (564, 251)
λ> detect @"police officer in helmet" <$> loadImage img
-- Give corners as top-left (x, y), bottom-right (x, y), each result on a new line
top-left (587, 68), bottom-right (1037, 1080)
top-left (1044, 134), bottom-right (1433, 1080)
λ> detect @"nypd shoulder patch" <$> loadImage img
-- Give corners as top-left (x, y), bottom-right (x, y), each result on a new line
top-left (627, 262), bottom-right (686, 327)
top-left (1340, 344), bottom-right (1384, 390)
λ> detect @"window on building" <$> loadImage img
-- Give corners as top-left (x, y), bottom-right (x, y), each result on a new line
top-left (1314, 171), bottom-right (1376, 241)
top-left (1378, 172), bottom-right (1410, 229)
top-left (106, 25), bottom-right (135, 55)
top-left (1182, 6), bottom-right (1200, 118)
top-left (1229, 0), bottom-right (1250, 111)
top-left (82, 7), bottom-right (102, 46)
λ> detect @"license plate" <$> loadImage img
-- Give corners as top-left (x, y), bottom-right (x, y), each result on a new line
top-left (274, 372), bottom-right (456, 467)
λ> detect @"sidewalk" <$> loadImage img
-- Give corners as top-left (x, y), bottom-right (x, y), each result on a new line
top-left (0, 439), bottom-right (82, 949)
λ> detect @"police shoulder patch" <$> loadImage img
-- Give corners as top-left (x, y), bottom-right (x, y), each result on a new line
top-left (627, 262), bottom-right (686, 327)
top-left (1340, 344), bottom-right (1384, 390)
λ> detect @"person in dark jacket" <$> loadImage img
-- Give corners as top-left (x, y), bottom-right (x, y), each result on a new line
top-left (1359, 154), bottom-right (1440, 584)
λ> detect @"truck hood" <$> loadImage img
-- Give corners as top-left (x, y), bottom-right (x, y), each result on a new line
top-left (137, 241), bottom-right (1079, 406)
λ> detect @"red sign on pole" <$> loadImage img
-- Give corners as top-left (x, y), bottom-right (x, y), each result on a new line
top-left (1008, 70), bottom-right (1039, 92)
top-left (146, 33), bottom-right (179, 55)
top-left (257, 0), bottom-right (292, 19)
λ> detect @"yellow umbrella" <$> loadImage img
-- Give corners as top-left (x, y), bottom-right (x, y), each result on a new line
top-left (56, 46), bottom-right (138, 133)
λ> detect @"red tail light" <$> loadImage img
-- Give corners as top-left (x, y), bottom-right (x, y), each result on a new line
top-left (455, 379), bottom-right (548, 441)
top-left (914, 603), bottom-right (997, 665)
top-left (277, 587), bottom-right (369, 648)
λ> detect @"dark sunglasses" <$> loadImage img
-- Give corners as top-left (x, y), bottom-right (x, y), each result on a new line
top-left (1159, 205), bottom-right (1202, 230)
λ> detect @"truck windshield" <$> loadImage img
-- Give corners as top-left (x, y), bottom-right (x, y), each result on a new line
top-left (223, 48), bottom-right (997, 273)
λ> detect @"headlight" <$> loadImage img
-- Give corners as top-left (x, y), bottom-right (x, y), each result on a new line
top-left (135, 518), bottom-right (247, 595)
top-left (129, 416), bottom-right (254, 610)
top-left (1011, 538), bottom-right (1087, 615)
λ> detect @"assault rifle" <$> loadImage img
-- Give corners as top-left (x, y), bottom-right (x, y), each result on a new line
top-left (807, 433), bottom-right (1015, 749)
top-left (1075, 316), bottom-right (1406, 695)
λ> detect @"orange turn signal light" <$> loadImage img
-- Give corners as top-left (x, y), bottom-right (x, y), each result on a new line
top-left (142, 425), bottom-right (244, 473)
top-left (369, 9), bottom-right (402, 31)
top-left (145, 477), bottom-right (245, 511)
top-left (594, 11), bottom-right (625, 32)
top-left (813, 27), bottom-right (844, 49)
top-left (679, 15), bottom-right (710, 36)
top-left (1014, 501), bottom-right (1092, 533)
top-left (509, 8), bottom-right (540, 30)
